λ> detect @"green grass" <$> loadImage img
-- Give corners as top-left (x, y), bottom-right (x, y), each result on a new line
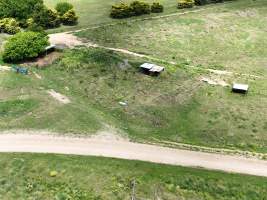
top-left (1, 47), bottom-right (267, 152)
top-left (0, 0), bottom-right (267, 153)
top-left (76, 0), bottom-right (267, 74)
top-left (0, 153), bottom-right (267, 199)
top-left (44, 0), bottom-right (195, 33)
top-left (0, 70), bottom-right (102, 133)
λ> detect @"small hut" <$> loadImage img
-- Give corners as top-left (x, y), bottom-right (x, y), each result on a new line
top-left (140, 63), bottom-right (165, 76)
top-left (45, 44), bottom-right (56, 55)
top-left (232, 83), bottom-right (249, 94)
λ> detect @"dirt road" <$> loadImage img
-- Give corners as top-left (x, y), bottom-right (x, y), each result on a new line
top-left (1, 133), bottom-right (267, 177)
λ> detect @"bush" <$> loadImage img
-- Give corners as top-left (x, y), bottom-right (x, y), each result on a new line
top-left (194, 0), bottom-right (207, 5)
top-left (61, 9), bottom-right (78, 25)
top-left (3, 31), bottom-right (49, 62)
top-left (110, 2), bottom-right (132, 19)
top-left (151, 2), bottom-right (164, 13)
top-left (0, 18), bottom-right (20, 34)
top-left (130, 1), bottom-right (151, 16)
top-left (177, 0), bottom-right (194, 9)
top-left (55, 2), bottom-right (74, 16)
top-left (33, 4), bottom-right (61, 29)
top-left (0, 0), bottom-right (43, 21)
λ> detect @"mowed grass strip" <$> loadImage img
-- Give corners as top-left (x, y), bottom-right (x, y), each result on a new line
top-left (0, 153), bottom-right (267, 200)
top-left (76, 0), bottom-right (267, 74)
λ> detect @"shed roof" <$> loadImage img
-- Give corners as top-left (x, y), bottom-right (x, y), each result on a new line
top-left (232, 83), bottom-right (249, 91)
top-left (140, 63), bottom-right (154, 70)
top-left (140, 63), bottom-right (165, 73)
top-left (45, 44), bottom-right (56, 51)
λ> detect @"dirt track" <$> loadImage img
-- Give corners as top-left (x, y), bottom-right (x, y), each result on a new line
top-left (1, 133), bottom-right (267, 177)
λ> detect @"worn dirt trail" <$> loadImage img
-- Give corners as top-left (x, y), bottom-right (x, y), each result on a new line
top-left (1, 133), bottom-right (267, 177)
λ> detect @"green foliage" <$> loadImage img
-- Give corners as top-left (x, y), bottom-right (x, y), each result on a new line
top-left (130, 1), bottom-right (151, 16)
top-left (0, 18), bottom-right (20, 34)
top-left (0, 0), bottom-right (43, 21)
top-left (177, 0), bottom-right (195, 9)
top-left (3, 31), bottom-right (49, 62)
top-left (61, 9), bottom-right (78, 25)
top-left (0, 99), bottom-right (38, 117)
top-left (110, 1), bottom-right (151, 19)
top-left (151, 2), bottom-right (164, 13)
top-left (55, 2), bottom-right (74, 16)
top-left (32, 4), bottom-right (61, 29)
top-left (1, 153), bottom-right (267, 199)
top-left (110, 2), bottom-right (133, 19)
top-left (195, 0), bottom-right (208, 5)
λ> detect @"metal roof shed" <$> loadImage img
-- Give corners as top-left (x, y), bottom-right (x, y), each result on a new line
top-left (140, 63), bottom-right (154, 70)
top-left (45, 44), bottom-right (56, 51)
top-left (140, 63), bottom-right (165, 76)
top-left (232, 83), bottom-right (249, 94)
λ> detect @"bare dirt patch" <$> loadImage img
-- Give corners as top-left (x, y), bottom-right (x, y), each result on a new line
top-left (49, 33), bottom-right (83, 48)
top-left (47, 89), bottom-right (70, 104)
top-left (23, 52), bottom-right (62, 68)
top-left (0, 66), bottom-right (11, 71)
top-left (201, 77), bottom-right (229, 87)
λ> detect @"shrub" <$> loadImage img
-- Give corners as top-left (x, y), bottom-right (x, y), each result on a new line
top-left (3, 31), bottom-right (49, 62)
top-left (194, 0), bottom-right (207, 5)
top-left (110, 2), bottom-right (132, 19)
top-left (0, 0), bottom-right (43, 21)
top-left (33, 4), bottom-right (61, 29)
top-left (61, 9), bottom-right (78, 25)
top-left (151, 2), bottom-right (164, 13)
top-left (130, 1), bottom-right (151, 16)
top-left (0, 18), bottom-right (20, 34)
top-left (55, 2), bottom-right (74, 16)
top-left (177, 0), bottom-right (194, 9)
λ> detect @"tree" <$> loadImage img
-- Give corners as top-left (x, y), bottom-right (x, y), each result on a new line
top-left (32, 4), bottom-right (60, 29)
top-left (55, 2), bottom-right (74, 16)
top-left (3, 31), bottom-right (49, 62)
top-left (0, 18), bottom-right (20, 34)
top-left (61, 9), bottom-right (78, 25)
top-left (0, 0), bottom-right (43, 21)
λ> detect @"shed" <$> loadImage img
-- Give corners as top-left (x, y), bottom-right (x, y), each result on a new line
top-left (45, 44), bottom-right (56, 54)
top-left (140, 63), bottom-right (165, 75)
top-left (232, 83), bottom-right (249, 94)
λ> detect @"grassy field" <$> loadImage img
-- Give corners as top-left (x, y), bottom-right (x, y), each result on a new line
top-left (1, 47), bottom-right (267, 153)
top-left (76, 0), bottom-right (267, 74)
top-left (0, 0), bottom-right (267, 153)
top-left (44, 0), bottom-right (197, 33)
top-left (0, 153), bottom-right (267, 199)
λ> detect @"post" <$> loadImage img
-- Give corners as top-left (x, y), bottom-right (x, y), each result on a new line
top-left (131, 180), bottom-right (136, 200)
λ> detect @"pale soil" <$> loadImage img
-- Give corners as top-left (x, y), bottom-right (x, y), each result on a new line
top-left (200, 77), bottom-right (229, 87)
top-left (47, 89), bottom-right (71, 104)
top-left (49, 33), bottom-right (83, 47)
top-left (0, 65), bottom-right (11, 71)
top-left (0, 132), bottom-right (267, 177)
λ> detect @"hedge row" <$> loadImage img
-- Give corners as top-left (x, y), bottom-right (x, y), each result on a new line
top-left (110, 1), bottom-right (164, 19)
top-left (178, 0), bottom-right (234, 9)
top-left (0, 1), bottom-right (78, 34)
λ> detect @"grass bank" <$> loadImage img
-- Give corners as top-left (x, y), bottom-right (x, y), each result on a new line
top-left (0, 153), bottom-right (267, 199)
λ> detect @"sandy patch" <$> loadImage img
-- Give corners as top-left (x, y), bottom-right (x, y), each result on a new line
top-left (49, 33), bottom-right (83, 48)
top-left (201, 77), bottom-right (229, 87)
top-left (0, 66), bottom-right (11, 71)
top-left (0, 132), bottom-right (267, 177)
top-left (33, 72), bottom-right (42, 79)
top-left (47, 89), bottom-right (70, 104)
